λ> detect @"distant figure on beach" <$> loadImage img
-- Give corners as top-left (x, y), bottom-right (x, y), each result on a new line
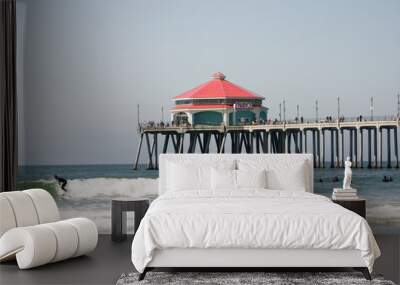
top-left (382, 175), bottom-right (393, 182)
top-left (343, 157), bottom-right (352, 189)
top-left (54, 175), bottom-right (68, 191)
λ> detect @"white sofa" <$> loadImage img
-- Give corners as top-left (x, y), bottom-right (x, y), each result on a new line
top-left (0, 189), bottom-right (98, 269)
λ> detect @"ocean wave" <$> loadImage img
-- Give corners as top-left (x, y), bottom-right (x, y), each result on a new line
top-left (58, 177), bottom-right (159, 199)
top-left (60, 207), bottom-right (112, 234)
top-left (367, 204), bottom-right (400, 224)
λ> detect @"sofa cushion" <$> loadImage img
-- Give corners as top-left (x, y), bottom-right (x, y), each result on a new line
top-left (24, 189), bottom-right (60, 224)
top-left (1, 192), bottom-right (39, 227)
top-left (0, 189), bottom-right (60, 238)
top-left (42, 221), bottom-right (79, 262)
top-left (0, 196), bottom-right (17, 237)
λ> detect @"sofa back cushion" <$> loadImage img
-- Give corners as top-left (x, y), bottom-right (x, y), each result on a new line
top-left (159, 154), bottom-right (313, 195)
top-left (0, 189), bottom-right (60, 238)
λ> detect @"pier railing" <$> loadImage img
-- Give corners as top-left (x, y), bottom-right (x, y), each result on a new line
top-left (139, 116), bottom-right (399, 131)
top-left (139, 118), bottom-right (399, 132)
top-left (134, 118), bottom-right (399, 170)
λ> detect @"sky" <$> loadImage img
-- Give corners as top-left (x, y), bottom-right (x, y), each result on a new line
top-left (17, 0), bottom-right (400, 165)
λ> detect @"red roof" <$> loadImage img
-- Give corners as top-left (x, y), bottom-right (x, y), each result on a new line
top-left (173, 72), bottom-right (264, 100)
top-left (171, 104), bottom-right (233, 111)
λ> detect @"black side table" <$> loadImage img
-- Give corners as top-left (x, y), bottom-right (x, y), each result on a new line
top-left (332, 198), bottom-right (366, 218)
top-left (111, 198), bottom-right (150, 242)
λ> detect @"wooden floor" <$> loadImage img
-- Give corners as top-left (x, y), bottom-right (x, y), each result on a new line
top-left (0, 234), bottom-right (399, 285)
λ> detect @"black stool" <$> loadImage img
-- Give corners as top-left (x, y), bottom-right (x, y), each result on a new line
top-left (111, 198), bottom-right (150, 241)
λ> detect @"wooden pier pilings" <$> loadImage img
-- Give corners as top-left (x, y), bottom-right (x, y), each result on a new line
top-left (134, 120), bottom-right (400, 170)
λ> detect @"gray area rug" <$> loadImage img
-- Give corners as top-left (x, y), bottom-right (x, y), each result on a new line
top-left (116, 272), bottom-right (396, 285)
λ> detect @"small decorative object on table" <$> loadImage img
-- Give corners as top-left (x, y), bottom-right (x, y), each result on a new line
top-left (111, 198), bottom-right (150, 242)
top-left (332, 157), bottom-right (366, 218)
top-left (332, 157), bottom-right (358, 200)
top-left (332, 188), bottom-right (358, 200)
top-left (342, 156), bottom-right (353, 190)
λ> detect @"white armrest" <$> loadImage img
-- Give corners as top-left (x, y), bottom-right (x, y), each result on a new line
top-left (0, 218), bottom-right (98, 269)
top-left (0, 226), bottom-right (57, 269)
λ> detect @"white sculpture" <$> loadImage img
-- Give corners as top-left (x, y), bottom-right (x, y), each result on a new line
top-left (343, 157), bottom-right (352, 190)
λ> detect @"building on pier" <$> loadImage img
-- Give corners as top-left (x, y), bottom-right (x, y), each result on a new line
top-left (170, 72), bottom-right (268, 126)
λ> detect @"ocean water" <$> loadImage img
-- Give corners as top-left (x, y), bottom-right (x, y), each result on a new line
top-left (17, 164), bottom-right (400, 234)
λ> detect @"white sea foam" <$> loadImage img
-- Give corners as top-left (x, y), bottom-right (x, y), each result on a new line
top-left (58, 177), bottom-right (159, 199)
top-left (52, 177), bottom-right (400, 233)
top-left (367, 204), bottom-right (400, 223)
top-left (60, 207), bottom-right (112, 234)
top-left (55, 177), bottom-right (159, 233)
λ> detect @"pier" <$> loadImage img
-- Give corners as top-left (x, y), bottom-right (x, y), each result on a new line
top-left (132, 73), bottom-right (400, 170)
top-left (134, 118), bottom-right (400, 170)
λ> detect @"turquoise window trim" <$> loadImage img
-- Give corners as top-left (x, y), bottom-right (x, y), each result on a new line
top-left (193, 111), bottom-right (223, 126)
top-left (229, 110), bottom-right (256, 125)
top-left (260, 110), bottom-right (267, 120)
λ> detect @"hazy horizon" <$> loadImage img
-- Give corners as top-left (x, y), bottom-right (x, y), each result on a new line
top-left (17, 0), bottom-right (400, 165)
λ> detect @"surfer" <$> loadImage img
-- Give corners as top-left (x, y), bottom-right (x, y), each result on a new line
top-left (382, 175), bottom-right (393, 182)
top-left (54, 174), bottom-right (68, 191)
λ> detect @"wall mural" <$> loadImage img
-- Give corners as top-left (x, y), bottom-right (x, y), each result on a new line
top-left (17, 72), bottom-right (400, 234)
top-left (16, 0), bottom-right (400, 236)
